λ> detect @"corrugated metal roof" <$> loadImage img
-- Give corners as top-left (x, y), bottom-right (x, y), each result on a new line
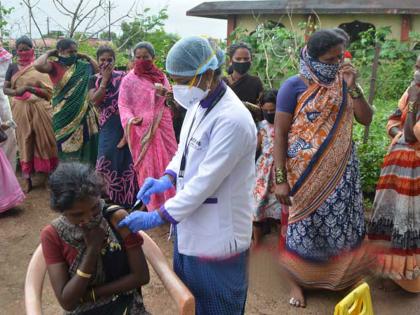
top-left (187, 1), bottom-right (420, 19)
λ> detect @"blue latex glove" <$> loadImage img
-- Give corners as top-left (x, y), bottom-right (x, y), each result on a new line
top-left (118, 210), bottom-right (165, 232)
top-left (137, 176), bottom-right (173, 205)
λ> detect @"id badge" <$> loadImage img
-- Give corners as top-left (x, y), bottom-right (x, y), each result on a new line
top-left (177, 176), bottom-right (185, 191)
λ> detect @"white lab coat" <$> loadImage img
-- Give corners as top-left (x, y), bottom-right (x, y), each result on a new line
top-left (164, 86), bottom-right (257, 258)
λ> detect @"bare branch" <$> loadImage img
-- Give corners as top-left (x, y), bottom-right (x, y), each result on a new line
top-left (80, 1), bottom-right (137, 42)
top-left (52, 0), bottom-right (74, 17)
top-left (73, 1), bottom-right (105, 34)
top-left (21, 0), bottom-right (47, 47)
top-left (81, 13), bottom-right (130, 42)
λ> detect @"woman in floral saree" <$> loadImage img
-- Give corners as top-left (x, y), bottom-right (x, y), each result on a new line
top-left (274, 29), bottom-right (374, 308)
top-left (368, 56), bottom-right (420, 293)
top-left (3, 36), bottom-right (58, 192)
top-left (34, 38), bottom-right (99, 166)
top-left (118, 42), bottom-right (177, 211)
top-left (89, 46), bottom-right (138, 208)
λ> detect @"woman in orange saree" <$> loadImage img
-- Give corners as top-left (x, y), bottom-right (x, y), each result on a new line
top-left (118, 42), bottom-right (177, 211)
top-left (368, 56), bottom-right (420, 293)
top-left (274, 29), bottom-right (374, 308)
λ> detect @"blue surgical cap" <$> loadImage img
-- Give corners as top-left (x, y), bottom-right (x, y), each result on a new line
top-left (215, 47), bottom-right (225, 69)
top-left (166, 36), bottom-right (219, 77)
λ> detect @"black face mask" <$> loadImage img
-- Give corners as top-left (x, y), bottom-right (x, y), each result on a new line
top-left (232, 61), bottom-right (251, 75)
top-left (263, 111), bottom-right (275, 124)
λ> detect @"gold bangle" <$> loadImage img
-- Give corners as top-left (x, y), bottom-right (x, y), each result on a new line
top-left (76, 269), bottom-right (92, 279)
top-left (407, 101), bottom-right (416, 113)
top-left (275, 167), bottom-right (287, 185)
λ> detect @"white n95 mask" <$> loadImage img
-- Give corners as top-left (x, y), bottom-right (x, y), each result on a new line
top-left (172, 85), bottom-right (210, 109)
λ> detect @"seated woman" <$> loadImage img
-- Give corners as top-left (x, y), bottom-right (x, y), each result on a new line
top-left (41, 162), bottom-right (150, 314)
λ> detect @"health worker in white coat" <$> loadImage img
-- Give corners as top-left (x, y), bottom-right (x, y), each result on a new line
top-left (119, 36), bottom-right (257, 314)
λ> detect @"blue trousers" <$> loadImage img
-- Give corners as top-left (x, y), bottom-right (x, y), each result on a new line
top-left (173, 235), bottom-right (249, 315)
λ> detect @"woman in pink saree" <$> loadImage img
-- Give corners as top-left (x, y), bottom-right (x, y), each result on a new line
top-left (118, 42), bottom-right (177, 210)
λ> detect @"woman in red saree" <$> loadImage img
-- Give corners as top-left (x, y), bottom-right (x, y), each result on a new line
top-left (368, 56), bottom-right (420, 293)
top-left (118, 42), bottom-right (177, 211)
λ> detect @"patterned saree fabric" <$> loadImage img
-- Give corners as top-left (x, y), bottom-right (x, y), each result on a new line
top-left (52, 60), bottom-right (99, 165)
top-left (286, 74), bottom-right (354, 224)
top-left (368, 90), bottom-right (420, 291)
top-left (118, 70), bottom-right (177, 211)
top-left (10, 65), bottom-right (58, 175)
top-left (279, 48), bottom-right (373, 290)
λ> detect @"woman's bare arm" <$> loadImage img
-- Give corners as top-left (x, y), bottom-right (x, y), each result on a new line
top-left (93, 210), bottom-right (150, 299)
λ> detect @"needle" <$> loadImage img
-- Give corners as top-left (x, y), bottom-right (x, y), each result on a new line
top-left (130, 200), bottom-right (141, 212)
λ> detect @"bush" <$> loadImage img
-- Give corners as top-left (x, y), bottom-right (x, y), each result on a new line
top-left (353, 99), bottom-right (396, 197)
top-left (350, 27), bottom-right (418, 100)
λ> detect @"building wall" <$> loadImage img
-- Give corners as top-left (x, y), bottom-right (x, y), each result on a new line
top-left (236, 14), bottom-right (410, 40)
top-left (413, 15), bottom-right (420, 34)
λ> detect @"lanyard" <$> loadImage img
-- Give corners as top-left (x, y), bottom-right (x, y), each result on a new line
top-left (178, 87), bottom-right (226, 179)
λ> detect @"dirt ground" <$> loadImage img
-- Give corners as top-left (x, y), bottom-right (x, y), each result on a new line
top-left (1, 175), bottom-right (419, 315)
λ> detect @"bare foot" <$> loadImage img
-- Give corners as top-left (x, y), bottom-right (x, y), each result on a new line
top-left (22, 178), bottom-right (32, 193)
top-left (289, 280), bottom-right (306, 308)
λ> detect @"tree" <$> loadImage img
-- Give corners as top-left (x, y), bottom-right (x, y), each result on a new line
top-left (21, 0), bottom-right (47, 46)
top-left (117, 7), bottom-right (168, 50)
top-left (0, 2), bottom-right (13, 39)
top-left (52, 0), bottom-right (136, 38)
top-left (99, 31), bottom-right (117, 41)
top-left (52, 0), bottom-right (105, 38)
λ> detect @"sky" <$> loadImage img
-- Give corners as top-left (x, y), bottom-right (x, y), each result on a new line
top-left (3, 0), bottom-right (230, 40)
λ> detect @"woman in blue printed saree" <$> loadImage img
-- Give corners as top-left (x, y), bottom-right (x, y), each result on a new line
top-left (34, 38), bottom-right (99, 165)
top-left (273, 29), bottom-right (374, 308)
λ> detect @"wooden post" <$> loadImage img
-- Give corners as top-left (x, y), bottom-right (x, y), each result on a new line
top-left (363, 41), bottom-right (381, 143)
top-left (400, 14), bottom-right (411, 42)
top-left (227, 15), bottom-right (237, 45)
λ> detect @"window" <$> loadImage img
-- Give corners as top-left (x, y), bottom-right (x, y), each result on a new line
top-left (339, 20), bottom-right (375, 43)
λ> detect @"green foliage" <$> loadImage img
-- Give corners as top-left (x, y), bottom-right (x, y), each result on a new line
top-left (229, 25), bottom-right (304, 89)
top-left (141, 30), bottom-right (179, 69)
top-left (77, 41), bottom-right (129, 68)
top-left (99, 31), bottom-right (118, 42)
top-left (0, 3), bottom-right (13, 37)
top-left (350, 27), bottom-right (418, 101)
top-left (117, 7), bottom-right (169, 50)
top-left (353, 100), bottom-right (396, 197)
top-left (77, 7), bottom-right (176, 70)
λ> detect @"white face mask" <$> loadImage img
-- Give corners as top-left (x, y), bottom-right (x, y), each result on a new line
top-left (172, 75), bottom-right (210, 109)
